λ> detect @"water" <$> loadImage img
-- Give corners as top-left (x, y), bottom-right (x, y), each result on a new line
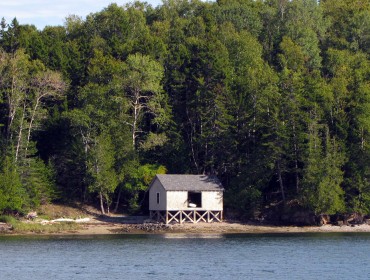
top-left (0, 233), bottom-right (369, 280)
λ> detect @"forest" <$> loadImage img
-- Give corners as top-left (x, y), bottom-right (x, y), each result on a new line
top-left (0, 0), bottom-right (369, 221)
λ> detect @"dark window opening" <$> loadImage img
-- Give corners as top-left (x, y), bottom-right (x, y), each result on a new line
top-left (188, 192), bottom-right (202, 208)
top-left (156, 192), bottom-right (160, 204)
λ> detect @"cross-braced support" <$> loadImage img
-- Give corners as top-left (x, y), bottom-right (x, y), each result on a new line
top-left (150, 210), bottom-right (223, 224)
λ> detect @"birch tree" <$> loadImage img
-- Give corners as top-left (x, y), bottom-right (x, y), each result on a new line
top-left (87, 134), bottom-right (118, 214)
top-left (24, 70), bottom-right (65, 159)
top-left (115, 53), bottom-right (167, 149)
top-left (0, 50), bottom-right (28, 151)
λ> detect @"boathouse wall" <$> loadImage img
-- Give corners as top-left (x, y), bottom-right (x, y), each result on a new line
top-left (148, 179), bottom-right (166, 211)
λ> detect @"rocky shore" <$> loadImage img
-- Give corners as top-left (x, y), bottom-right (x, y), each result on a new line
top-left (3, 218), bottom-right (370, 236)
top-left (2, 204), bottom-right (370, 235)
top-left (58, 220), bottom-right (370, 235)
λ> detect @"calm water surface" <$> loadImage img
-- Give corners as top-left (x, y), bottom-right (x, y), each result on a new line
top-left (0, 233), bottom-right (369, 280)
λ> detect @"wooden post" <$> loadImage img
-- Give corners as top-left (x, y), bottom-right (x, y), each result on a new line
top-left (161, 211), bottom-right (166, 223)
top-left (165, 211), bottom-right (168, 224)
top-left (207, 211), bottom-right (210, 222)
top-left (193, 210), bottom-right (196, 223)
top-left (180, 211), bottom-right (183, 224)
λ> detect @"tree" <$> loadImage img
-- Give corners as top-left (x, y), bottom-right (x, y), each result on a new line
top-left (0, 49), bottom-right (65, 211)
top-left (114, 53), bottom-right (168, 149)
top-left (325, 48), bottom-right (370, 213)
top-left (123, 163), bottom-right (166, 213)
top-left (214, 0), bottom-right (263, 36)
top-left (0, 155), bottom-right (24, 213)
top-left (0, 49), bottom-right (65, 161)
top-left (63, 49), bottom-right (123, 203)
top-left (24, 69), bottom-right (65, 159)
top-left (303, 124), bottom-right (345, 214)
top-left (322, 0), bottom-right (370, 52)
top-left (87, 134), bottom-right (118, 214)
top-left (0, 49), bottom-right (29, 147)
top-left (218, 22), bottom-right (280, 212)
top-left (0, 18), bottom-right (21, 53)
top-left (0, 0), bottom-right (369, 219)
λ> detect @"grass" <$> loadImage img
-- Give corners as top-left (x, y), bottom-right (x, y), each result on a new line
top-left (0, 215), bottom-right (81, 234)
top-left (12, 221), bottom-right (81, 233)
top-left (0, 203), bottom-right (97, 234)
top-left (37, 203), bottom-right (96, 219)
top-left (0, 215), bottom-right (17, 224)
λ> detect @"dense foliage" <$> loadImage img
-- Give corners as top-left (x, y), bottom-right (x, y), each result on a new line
top-left (0, 0), bottom-right (369, 219)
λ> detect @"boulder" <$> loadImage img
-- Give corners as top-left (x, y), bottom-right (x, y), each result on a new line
top-left (317, 214), bottom-right (330, 226)
top-left (346, 213), bottom-right (364, 225)
top-left (0, 222), bottom-right (12, 232)
top-left (26, 211), bottom-right (38, 220)
top-left (331, 214), bottom-right (349, 226)
top-left (336, 220), bottom-right (344, 227)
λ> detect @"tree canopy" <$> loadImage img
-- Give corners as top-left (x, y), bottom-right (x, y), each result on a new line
top-left (0, 0), bottom-right (369, 219)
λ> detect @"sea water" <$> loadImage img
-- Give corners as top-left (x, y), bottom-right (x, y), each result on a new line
top-left (0, 233), bottom-right (369, 280)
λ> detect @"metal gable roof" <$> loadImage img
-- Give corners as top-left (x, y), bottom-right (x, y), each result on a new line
top-left (154, 174), bottom-right (224, 191)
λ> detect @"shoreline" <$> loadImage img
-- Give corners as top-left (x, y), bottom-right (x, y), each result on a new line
top-left (80, 221), bottom-right (370, 235)
top-left (2, 204), bottom-right (367, 236)
top-left (3, 220), bottom-right (370, 236)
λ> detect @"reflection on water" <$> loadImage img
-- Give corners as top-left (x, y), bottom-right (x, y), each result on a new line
top-left (162, 233), bottom-right (224, 239)
top-left (0, 233), bottom-right (370, 280)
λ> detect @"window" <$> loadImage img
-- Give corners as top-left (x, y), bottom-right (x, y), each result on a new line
top-left (156, 192), bottom-right (160, 204)
top-left (188, 192), bottom-right (202, 208)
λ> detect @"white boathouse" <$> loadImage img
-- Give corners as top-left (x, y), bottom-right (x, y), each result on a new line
top-left (149, 174), bottom-right (224, 224)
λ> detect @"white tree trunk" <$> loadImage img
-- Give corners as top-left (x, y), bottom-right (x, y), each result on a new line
top-left (15, 102), bottom-right (26, 163)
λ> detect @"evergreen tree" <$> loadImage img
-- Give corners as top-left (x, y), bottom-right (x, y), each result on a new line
top-left (0, 155), bottom-right (24, 213)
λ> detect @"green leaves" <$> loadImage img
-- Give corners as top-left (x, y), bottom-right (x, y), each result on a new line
top-left (114, 53), bottom-right (168, 148)
top-left (0, 156), bottom-right (24, 214)
top-left (86, 134), bottom-right (118, 214)
top-left (123, 53), bottom-right (164, 96)
top-left (0, 48), bottom-right (65, 213)
top-left (123, 163), bottom-right (166, 212)
top-left (0, 0), bottom-right (369, 218)
top-left (302, 125), bottom-right (345, 214)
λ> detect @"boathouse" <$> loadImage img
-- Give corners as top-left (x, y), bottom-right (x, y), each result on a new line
top-left (149, 174), bottom-right (224, 224)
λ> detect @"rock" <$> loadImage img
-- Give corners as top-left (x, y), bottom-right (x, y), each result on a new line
top-left (0, 222), bottom-right (12, 232)
top-left (26, 211), bottom-right (38, 220)
top-left (317, 214), bottom-right (330, 226)
top-left (331, 214), bottom-right (349, 226)
top-left (336, 220), bottom-right (344, 227)
top-left (346, 213), bottom-right (364, 225)
top-left (134, 223), bottom-right (172, 232)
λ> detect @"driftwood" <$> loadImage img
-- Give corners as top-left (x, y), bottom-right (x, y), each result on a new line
top-left (51, 218), bottom-right (90, 223)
